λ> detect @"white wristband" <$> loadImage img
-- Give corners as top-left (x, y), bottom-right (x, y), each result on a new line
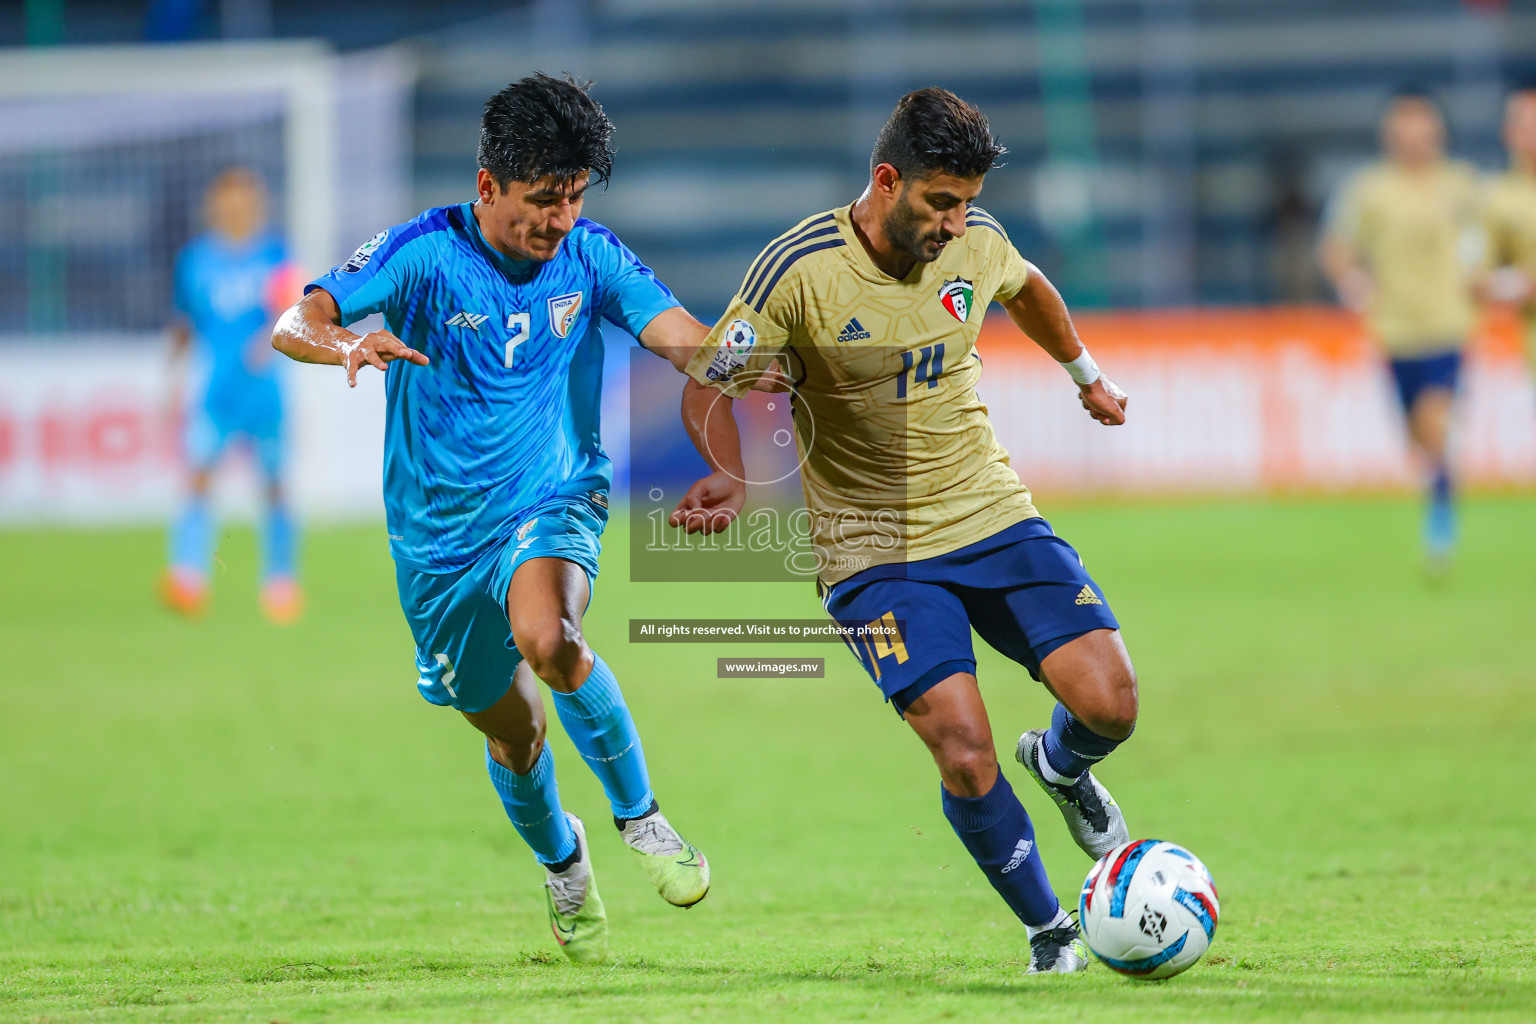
top-left (1060, 347), bottom-right (1101, 386)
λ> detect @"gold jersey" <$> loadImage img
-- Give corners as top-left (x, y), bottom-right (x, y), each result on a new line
top-left (1325, 159), bottom-right (1482, 354)
top-left (685, 202), bottom-right (1038, 585)
top-left (1485, 162), bottom-right (1536, 357)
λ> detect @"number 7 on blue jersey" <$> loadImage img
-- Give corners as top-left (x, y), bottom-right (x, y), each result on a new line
top-left (505, 312), bottom-right (530, 368)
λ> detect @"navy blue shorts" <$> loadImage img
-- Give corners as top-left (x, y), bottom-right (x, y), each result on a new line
top-left (1389, 349), bottom-right (1461, 413)
top-left (819, 517), bottom-right (1120, 716)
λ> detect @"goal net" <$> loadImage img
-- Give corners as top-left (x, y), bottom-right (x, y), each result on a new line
top-left (0, 41), bottom-right (414, 522)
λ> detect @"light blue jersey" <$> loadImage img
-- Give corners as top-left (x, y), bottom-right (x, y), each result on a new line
top-left (308, 203), bottom-right (678, 573)
top-left (174, 231), bottom-right (288, 428)
top-left (168, 230), bottom-right (296, 591)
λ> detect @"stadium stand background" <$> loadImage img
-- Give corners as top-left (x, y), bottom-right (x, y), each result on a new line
top-left (2, 0), bottom-right (1532, 525)
top-left (406, 0), bottom-right (1533, 314)
top-left (3, 0), bottom-right (1534, 325)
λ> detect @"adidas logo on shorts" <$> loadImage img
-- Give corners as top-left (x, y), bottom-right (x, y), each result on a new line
top-left (1074, 585), bottom-right (1102, 606)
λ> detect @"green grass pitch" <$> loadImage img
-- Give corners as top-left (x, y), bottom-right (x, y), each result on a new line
top-left (2, 495), bottom-right (1534, 1022)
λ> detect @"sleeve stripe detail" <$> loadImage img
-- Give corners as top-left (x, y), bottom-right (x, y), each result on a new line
top-left (750, 238), bottom-right (846, 313)
top-left (965, 210), bottom-right (1006, 236)
top-left (743, 212), bottom-right (835, 279)
top-left (743, 225), bottom-right (841, 308)
top-left (343, 206), bottom-right (451, 278)
top-left (965, 220), bottom-right (1006, 238)
top-left (740, 214), bottom-right (838, 306)
top-left (578, 218), bottom-right (676, 300)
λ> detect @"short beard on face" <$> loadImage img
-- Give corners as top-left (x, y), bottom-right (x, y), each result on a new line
top-left (883, 193), bottom-right (947, 264)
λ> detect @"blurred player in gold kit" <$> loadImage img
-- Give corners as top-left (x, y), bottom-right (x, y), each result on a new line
top-left (1482, 80), bottom-right (1536, 369)
top-left (670, 89), bottom-right (1140, 974)
top-left (1320, 89), bottom-right (1481, 575)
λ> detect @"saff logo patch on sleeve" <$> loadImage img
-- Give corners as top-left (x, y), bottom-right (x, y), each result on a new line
top-left (705, 319), bottom-right (756, 382)
top-left (547, 291), bottom-right (584, 338)
top-left (343, 230), bottom-right (387, 273)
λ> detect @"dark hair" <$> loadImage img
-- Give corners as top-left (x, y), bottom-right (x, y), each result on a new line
top-left (1509, 74), bottom-right (1536, 96)
top-left (1386, 84), bottom-right (1446, 120)
top-left (478, 73), bottom-right (615, 191)
top-left (870, 87), bottom-right (1006, 180)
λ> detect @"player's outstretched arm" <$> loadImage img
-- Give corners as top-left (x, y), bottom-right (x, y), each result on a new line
top-left (639, 306), bottom-right (709, 374)
top-left (271, 288), bottom-right (428, 388)
top-left (641, 307), bottom-right (792, 392)
top-left (1001, 264), bottom-right (1128, 426)
top-left (670, 378), bottom-right (747, 535)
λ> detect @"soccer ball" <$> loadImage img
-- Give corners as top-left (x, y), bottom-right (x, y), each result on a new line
top-left (722, 318), bottom-right (756, 352)
top-left (1079, 839), bottom-right (1219, 979)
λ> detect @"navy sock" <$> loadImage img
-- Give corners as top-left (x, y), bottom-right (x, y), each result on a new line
top-left (1430, 464), bottom-right (1453, 507)
top-left (940, 768), bottom-right (1059, 927)
top-left (1041, 702), bottom-right (1125, 781)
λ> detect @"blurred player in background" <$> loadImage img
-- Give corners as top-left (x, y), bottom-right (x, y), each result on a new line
top-left (673, 89), bottom-right (1136, 975)
top-left (161, 167), bottom-right (303, 622)
top-left (272, 74), bottom-right (719, 963)
top-left (1481, 80), bottom-right (1536, 370)
top-left (1319, 89), bottom-right (1481, 576)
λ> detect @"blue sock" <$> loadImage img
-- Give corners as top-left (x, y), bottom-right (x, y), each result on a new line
top-left (261, 501), bottom-right (297, 582)
top-left (941, 768), bottom-right (1059, 927)
top-left (550, 654), bottom-right (654, 819)
top-left (1041, 702), bottom-right (1125, 781)
top-left (485, 743), bottom-right (576, 866)
top-left (169, 496), bottom-right (213, 578)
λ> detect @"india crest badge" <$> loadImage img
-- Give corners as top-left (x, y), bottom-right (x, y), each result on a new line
top-left (547, 291), bottom-right (584, 338)
top-left (938, 277), bottom-right (974, 323)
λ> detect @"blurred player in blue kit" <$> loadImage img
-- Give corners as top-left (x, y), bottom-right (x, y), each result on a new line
top-left (162, 167), bottom-right (303, 623)
top-left (272, 74), bottom-right (727, 962)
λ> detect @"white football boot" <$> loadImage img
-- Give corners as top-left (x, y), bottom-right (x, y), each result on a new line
top-left (544, 814), bottom-right (609, 963)
top-left (1016, 728), bottom-right (1130, 860)
top-left (616, 800), bottom-right (711, 908)
top-left (1027, 914), bottom-right (1092, 974)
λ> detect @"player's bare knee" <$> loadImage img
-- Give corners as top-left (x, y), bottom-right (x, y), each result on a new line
top-left (487, 729), bottom-right (545, 775)
top-left (517, 619), bottom-right (590, 691)
top-left (1075, 667), bottom-right (1138, 740)
top-left (939, 752), bottom-right (998, 798)
top-left (934, 735), bottom-right (998, 798)
top-left (1096, 702), bottom-right (1138, 741)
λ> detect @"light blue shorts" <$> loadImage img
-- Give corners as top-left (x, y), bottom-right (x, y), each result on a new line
top-left (395, 494), bottom-right (606, 714)
top-left (184, 397), bottom-right (284, 478)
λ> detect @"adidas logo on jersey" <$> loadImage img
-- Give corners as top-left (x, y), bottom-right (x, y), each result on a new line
top-left (1075, 585), bottom-right (1102, 606)
top-left (837, 317), bottom-right (872, 342)
top-left (444, 311), bottom-right (489, 331)
top-left (1000, 838), bottom-right (1034, 874)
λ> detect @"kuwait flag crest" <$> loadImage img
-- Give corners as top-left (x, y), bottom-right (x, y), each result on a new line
top-left (938, 277), bottom-right (974, 323)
